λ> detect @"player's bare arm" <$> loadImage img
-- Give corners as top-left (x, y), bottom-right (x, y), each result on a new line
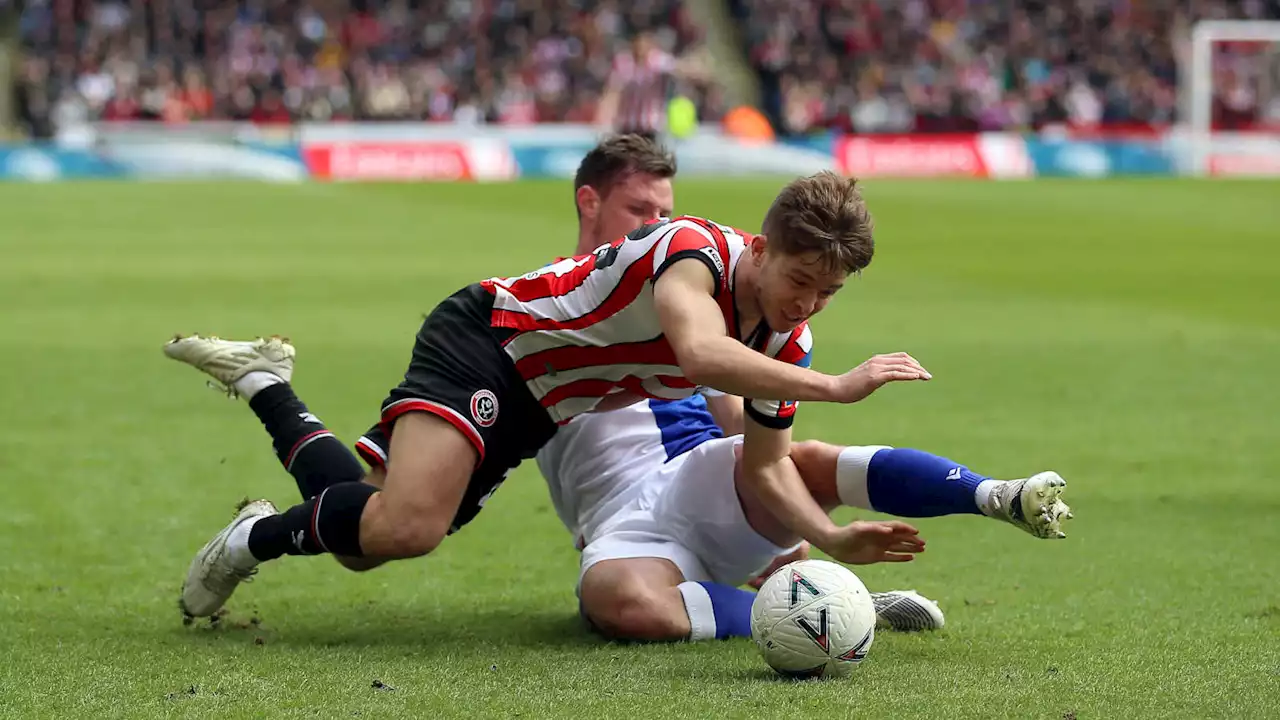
top-left (705, 392), bottom-right (744, 435)
top-left (654, 260), bottom-right (837, 401)
top-left (655, 259), bottom-right (932, 404)
top-left (739, 416), bottom-right (840, 546)
top-left (739, 417), bottom-right (925, 564)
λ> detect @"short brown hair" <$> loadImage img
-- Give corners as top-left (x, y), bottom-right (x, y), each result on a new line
top-left (762, 171), bottom-right (875, 275)
top-left (573, 133), bottom-right (677, 215)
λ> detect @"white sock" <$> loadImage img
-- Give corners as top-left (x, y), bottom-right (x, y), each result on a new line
top-left (226, 516), bottom-right (264, 570)
top-left (835, 445), bottom-right (893, 509)
top-left (677, 581), bottom-right (717, 641)
top-left (974, 480), bottom-right (1003, 516)
top-left (233, 371), bottom-right (284, 400)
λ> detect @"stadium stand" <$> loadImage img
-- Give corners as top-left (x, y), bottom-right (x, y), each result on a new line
top-left (11, 0), bottom-right (1280, 137)
top-left (730, 0), bottom-right (1280, 134)
top-left (13, 0), bottom-right (717, 135)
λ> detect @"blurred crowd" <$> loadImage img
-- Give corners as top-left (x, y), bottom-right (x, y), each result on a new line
top-left (732, 0), bottom-right (1280, 134)
top-left (14, 0), bottom-right (716, 137)
top-left (12, 0), bottom-right (1280, 137)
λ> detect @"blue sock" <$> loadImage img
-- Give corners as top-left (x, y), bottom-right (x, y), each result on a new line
top-left (863, 448), bottom-right (988, 517)
top-left (678, 582), bottom-right (755, 640)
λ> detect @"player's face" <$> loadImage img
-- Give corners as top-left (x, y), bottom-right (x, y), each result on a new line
top-left (592, 173), bottom-right (674, 247)
top-left (754, 245), bottom-right (847, 332)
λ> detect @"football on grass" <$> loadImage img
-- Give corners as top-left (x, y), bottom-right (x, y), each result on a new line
top-left (750, 560), bottom-right (876, 679)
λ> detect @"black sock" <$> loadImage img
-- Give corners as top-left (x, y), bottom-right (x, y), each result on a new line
top-left (247, 383), bottom-right (366, 499)
top-left (247, 481), bottom-right (378, 560)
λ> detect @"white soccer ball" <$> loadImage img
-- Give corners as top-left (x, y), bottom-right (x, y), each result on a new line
top-left (750, 559), bottom-right (876, 679)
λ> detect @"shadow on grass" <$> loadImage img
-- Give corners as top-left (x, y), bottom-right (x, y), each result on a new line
top-left (713, 666), bottom-right (849, 684)
top-left (179, 604), bottom-right (599, 653)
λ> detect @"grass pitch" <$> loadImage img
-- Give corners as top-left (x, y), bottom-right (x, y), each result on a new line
top-left (1, 178), bottom-right (1278, 719)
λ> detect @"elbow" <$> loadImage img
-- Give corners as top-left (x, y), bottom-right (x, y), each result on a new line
top-left (742, 448), bottom-right (797, 489)
top-left (673, 343), bottom-right (714, 387)
top-left (720, 413), bottom-right (744, 438)
top-left (740, 458), bottom-right (780, 491)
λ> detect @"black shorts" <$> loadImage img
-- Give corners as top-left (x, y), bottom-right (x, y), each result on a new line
top-left (354, 284), bottom-right (557, 533)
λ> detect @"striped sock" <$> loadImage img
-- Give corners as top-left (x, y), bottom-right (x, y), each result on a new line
top-left (247, 383), bottom-right (366, 499)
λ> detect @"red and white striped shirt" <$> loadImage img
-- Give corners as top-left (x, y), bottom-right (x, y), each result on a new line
top-left (480, 216), bottom-right (815, 426)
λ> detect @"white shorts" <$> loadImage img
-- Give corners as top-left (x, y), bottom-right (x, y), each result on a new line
top-left (578, 436), bottom-right (800, 588)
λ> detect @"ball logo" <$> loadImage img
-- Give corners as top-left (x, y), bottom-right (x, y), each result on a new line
top-left (470, 389), bottom-right (499, 427)
top-left (836, 627), bottom-right (874, 663)
top-left (796, 606), bottom-right (830, 652)
top-left (789, 570), bottom-right (822, 607)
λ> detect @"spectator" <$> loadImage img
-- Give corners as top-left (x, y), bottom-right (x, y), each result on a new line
top-left (14, 0), bottom-right (1280, 139)
top-left (596, 29), bottom-right (714, 135)
top-left (733, 0), bottom-right (1280, 135)
top-left (14, 0), bottom-right (720, 137)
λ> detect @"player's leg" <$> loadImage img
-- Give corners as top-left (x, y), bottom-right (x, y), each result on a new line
top-left (180, 412), bottom-right (478, 618)
top-left (578, 558), bottom-right (692, 641)
top-left (713, 439), bottom-right (945, 632)
top-left (251, 412), bottom-right (472, 561)
top-left (602, 438), bottom-right (927, 642)
top-left (163, 335), bottom-right (367, 500)
top-left (165, 335), bottom-right (397, 573)
top-left (576, 439), bottom-right (943, 641)
top-left (785, 440), bottom-right (1072, 539)
top-left (577, 534), bottom-right (755, 643)
top-left (179, 285), bottom-right (555, 617)
top-left (331, 464), bottom-right (388, 573)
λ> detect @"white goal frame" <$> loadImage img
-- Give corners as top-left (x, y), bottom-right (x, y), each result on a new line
top-left (1188, 20), bottom-right (1280, 176)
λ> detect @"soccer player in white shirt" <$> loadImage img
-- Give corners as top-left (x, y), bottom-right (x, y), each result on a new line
top-left (540, 389), bottom-right (1071, 641)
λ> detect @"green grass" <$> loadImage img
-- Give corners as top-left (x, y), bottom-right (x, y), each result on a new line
top-left (2, 179), bottom-right (1279, 719)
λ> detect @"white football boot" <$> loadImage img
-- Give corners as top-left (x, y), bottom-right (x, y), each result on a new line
top-left (180, 499), bottom-right (279, 619)
top-left (163, 334), bottom-right (295, 398)
top-left (871, 590), bottom-right (946, 632)
top-left (988, 472), bottom-right (1073, 539)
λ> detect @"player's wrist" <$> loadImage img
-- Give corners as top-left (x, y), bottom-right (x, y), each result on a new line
top-left (802, 371), bottom-right (840, 403)
top-left (807, 521), bottom-right (842, 552)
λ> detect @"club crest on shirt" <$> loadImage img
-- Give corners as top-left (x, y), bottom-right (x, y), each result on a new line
top-left (470, 389), bottom-right (499, 427)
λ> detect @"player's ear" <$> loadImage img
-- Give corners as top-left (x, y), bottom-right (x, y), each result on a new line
top-left (751, 233), bottom-right (768, 264)
top-left (577, 185), bottom-right (600, 219)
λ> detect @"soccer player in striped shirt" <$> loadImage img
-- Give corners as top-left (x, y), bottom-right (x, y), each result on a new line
top-left (167, 139), bottom-right (1067, 626)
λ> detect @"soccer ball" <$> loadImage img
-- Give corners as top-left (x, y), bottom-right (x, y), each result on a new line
top-left (750, 559), bottom-right (876, 679)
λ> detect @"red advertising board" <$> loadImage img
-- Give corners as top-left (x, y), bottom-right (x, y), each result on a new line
top-left (836, 135), bottom-right (990, 178)
top-left (1209, 153), bottom-right (1280, 177)
top-left (303, 142), bottom-right (477, 181)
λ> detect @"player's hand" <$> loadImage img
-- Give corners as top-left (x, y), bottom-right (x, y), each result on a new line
top-left (829, 352), bottom-right (931, 404)
top-left (818, 520), bottom-right (925, 565)
top-left (748, 541), bottom-right (811, 589)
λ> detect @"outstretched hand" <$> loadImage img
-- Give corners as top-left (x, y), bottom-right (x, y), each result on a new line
top-left (830, 353), bottom-right (932, 404)
top-left (820, 520), bottom-right (926, 565)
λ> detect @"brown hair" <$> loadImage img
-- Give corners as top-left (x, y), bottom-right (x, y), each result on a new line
top-left (573, 133), bottom-right (677, 216)
top-left (761, 171), bottom-right (875, 275)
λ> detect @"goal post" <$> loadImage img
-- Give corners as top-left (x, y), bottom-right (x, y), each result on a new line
top-left (1186, 20), bottom-right (1280, 177)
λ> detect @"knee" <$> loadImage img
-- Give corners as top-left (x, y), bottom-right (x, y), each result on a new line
top-left (385, 518), bottom-right (449, 559)
top-left (585, 586), bottom-right (687, 642)
top-left (786, 440), bottom-right (849, 510)
top-left (334, 556), bottom-right (387, 573)
top-left (789, 440), bottom-right (828, 475)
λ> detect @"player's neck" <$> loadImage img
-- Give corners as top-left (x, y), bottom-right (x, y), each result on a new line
top-left (731, 261), bottom-right (763, 341)
top-left (574, 222), bottom-right (599, 256)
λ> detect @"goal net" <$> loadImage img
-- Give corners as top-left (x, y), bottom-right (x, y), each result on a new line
top-left (1186, 20), bottom-right (1280, 176)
